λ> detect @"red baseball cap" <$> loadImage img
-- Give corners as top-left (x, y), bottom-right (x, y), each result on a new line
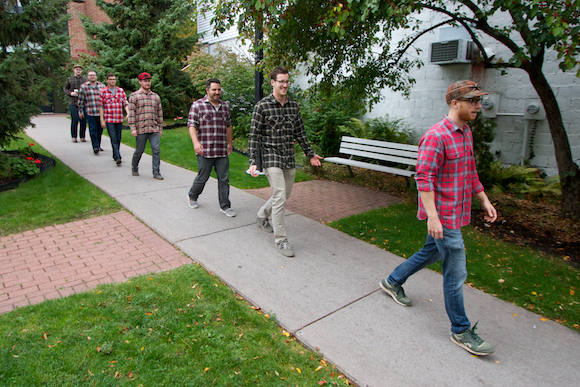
top-left (138, 72), bottom-right (151, 80)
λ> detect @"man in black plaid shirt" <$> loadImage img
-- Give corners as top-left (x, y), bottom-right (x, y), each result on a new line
top-left (248, 67), bottom-right (323, 257)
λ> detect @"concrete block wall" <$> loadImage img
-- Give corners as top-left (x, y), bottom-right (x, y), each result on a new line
top-left (361, 13), bottom-right (580, 177)
top-left (67, 0), bottom-right (112, 58)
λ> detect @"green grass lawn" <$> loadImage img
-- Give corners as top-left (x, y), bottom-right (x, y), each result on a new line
top-left (0, 265), bottom-right (348, 386)
top-left (117, 127), bottom-right (313, 189)
top-left (330, 202), bottom-right (580, 332)
top-left (0, 136), bottom-right (121, 236)
top-left (0, 135), bottom-right (349, 386)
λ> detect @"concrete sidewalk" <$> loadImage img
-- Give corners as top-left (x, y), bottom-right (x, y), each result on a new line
top-left (6, 114), bottom-right (580, 386)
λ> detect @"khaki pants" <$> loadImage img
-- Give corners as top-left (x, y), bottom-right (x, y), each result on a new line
top-left (258, 167), bottom-right (296, 244)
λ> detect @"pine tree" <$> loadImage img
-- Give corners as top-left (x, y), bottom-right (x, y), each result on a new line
top-left (0, 0), bottom-right (70, 147)
top-left (82, 0), bottom-right (198, 118)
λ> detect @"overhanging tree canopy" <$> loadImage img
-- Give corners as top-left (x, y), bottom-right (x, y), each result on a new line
top-left (212, 0), bottom-right (580, 217)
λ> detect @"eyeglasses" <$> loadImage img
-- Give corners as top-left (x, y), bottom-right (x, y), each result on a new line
top-left (457, 97), bottom-right (482, 106)
top-left (275, 80), bottom-right (291, 85)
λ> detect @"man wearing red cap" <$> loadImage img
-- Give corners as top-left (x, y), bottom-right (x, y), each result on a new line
top-left (380, 80), bottom-right (498, 356)
top-left (128, 72), bottom-right (164, 180)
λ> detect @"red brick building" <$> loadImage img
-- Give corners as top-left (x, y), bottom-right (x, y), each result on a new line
top-left (67, 0), bottom-right (111, 57)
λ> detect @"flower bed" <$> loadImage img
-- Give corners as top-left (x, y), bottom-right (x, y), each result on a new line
top-left (0, 149), bottom-right (56, 192)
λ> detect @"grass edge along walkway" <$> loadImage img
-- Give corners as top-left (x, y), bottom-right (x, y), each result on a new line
top-left (0, 264), bottom-right (351, 386)
top-left (0, 136), bottom-right (121, 236)
top-left (1, 136), bottom-right (352, 386)
top-left (329, 202), bottom-right (580, 333)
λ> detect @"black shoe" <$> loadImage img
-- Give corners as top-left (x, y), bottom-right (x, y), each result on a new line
top-left (132, 169), bottom-right (139, 176)
top-left (93, 148), bottom-right (99, 155)
top-left (116, 159), bottom-right (122, 165)
top-left (99, 147), bottom-right (104, 152)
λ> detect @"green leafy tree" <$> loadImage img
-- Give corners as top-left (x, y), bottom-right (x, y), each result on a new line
top-left (212, 0), bottom-right (580, 218)
top-left (81, 0), bottom-right (198, 118)
top-left (0, 0), bottom-right (70, 147)
top-left (186, 46), bottom-right (256, 122)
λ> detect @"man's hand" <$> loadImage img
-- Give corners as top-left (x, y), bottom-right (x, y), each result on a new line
top-left (249, 164), bottom-right (258, 177)
top-left (475, 191), bottom-right (498, 223)
top-left (131, 128), bottom-right (137, 138)
top-left (194, 141), bottom-right (203, 155)
top-left (481, 200), bottom-right (498, 223)
top-left (78, 112), bottom-right (84, 119)
top-left (71, 91), bottom-right (78, 97)
top-left (427, 216), bottom-right (444, 239)
top-left (100, 119), bottom-right (106, 129)
top-left (310, 154), bottom-right (323, 166)
top-left (227, 143), bottom-right (233, 155)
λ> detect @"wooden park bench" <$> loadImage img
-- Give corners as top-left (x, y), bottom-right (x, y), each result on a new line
top-left (324, 136), bottom-right (419, 179)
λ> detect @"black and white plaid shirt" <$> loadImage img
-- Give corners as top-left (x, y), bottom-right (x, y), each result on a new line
top-left (248, 94), bottom-right (314, 169)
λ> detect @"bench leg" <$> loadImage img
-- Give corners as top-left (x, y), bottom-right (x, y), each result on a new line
top-left (347, 165), bottom-right (354, 177)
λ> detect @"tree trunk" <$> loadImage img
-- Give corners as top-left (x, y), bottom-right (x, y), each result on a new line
top-left (525, 62), bottom-right (580, 218)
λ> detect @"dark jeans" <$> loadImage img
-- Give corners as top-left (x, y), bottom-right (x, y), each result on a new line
top-left (69, 104), bottom-right (86, 139)
top-left (86, 115), bottom-right (102, 151)
top-left (132, 132), bottom-right (161, 174)
top-left (188, 155), bottom-right (230, 210)
top-left (106, 122), bottom-right (123, 161)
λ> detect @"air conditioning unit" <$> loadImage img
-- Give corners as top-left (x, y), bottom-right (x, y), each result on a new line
top-left (429, 39), bottom-right (477, 65)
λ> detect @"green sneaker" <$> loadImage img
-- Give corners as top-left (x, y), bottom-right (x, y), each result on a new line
top-left (380, 278), bottom-right (412, 306)
top-left (451, 323), bottom-right (495, 356)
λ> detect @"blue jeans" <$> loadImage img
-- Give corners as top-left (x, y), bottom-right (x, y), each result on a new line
top-left (106, 122), bottom-right (123, 161)
top-left (188, 155), bottom-right (230, 210)
top-left (132, 132), bottom-right (161, 174)
top-left (388, 226), bottom-right (470, 334)
top-left (86, 115), bottom-right (102, 151)
top-left (69, 104), bottom-right (86, 139)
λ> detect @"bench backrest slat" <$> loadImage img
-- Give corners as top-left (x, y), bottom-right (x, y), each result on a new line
top-left (340, 142), bottom-right (418, 161)
top-left (339, 147), bottom-right (417, 166)
top-left (341, 136), bottom-right (419, 152)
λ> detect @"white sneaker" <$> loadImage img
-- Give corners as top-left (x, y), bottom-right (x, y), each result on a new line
top-left (187, 195), bottom-right (198, 209)
top-left (220, 207), bottom-right (235, 217)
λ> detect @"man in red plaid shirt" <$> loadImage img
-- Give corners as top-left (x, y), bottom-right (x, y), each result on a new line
top-left (380, 80), bottom-right (498, 356)
top-left (100, 73), bottom-right (129, 165)
top-left (186, 78), bottom-right (234, 217)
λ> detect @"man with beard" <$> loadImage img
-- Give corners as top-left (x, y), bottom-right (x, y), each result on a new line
top-left (379, 80), bottom-right (498, 356)
top-left (63, 64), bottom-right (87, 143)
top-left (99, 73), bottom-right (129, 165)
top-left (186, 78), bottom-right (235, 217)
top-left (78, 70), bottom-right (105, 154)
top-left (128, 72), bottom-right (164, 180)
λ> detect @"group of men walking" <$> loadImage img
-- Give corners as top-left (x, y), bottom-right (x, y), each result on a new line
top-left (64, 66), bottom-right (163, 179)
top-left (65, 65), bottom-right (498, 357)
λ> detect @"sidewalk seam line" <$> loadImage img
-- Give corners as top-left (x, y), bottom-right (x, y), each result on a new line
top-left (295, 288), bottom-right (380, 333)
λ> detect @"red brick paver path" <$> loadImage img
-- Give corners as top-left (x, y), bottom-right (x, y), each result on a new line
top-left (246, 180), bottom-right (403, 223)
top-left (0, 211), bottom-right (191, 314)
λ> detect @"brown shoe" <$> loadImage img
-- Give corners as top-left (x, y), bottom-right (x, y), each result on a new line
top-left (72, 138), bottom-right (77, 143)
top-left (80, 138), bottom-right (87, 142)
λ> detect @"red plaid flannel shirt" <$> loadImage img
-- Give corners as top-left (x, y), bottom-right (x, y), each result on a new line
top-left (100, 87), bottom-right (128, 123)
top-left (415, 116), bottom-right (484, 229)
